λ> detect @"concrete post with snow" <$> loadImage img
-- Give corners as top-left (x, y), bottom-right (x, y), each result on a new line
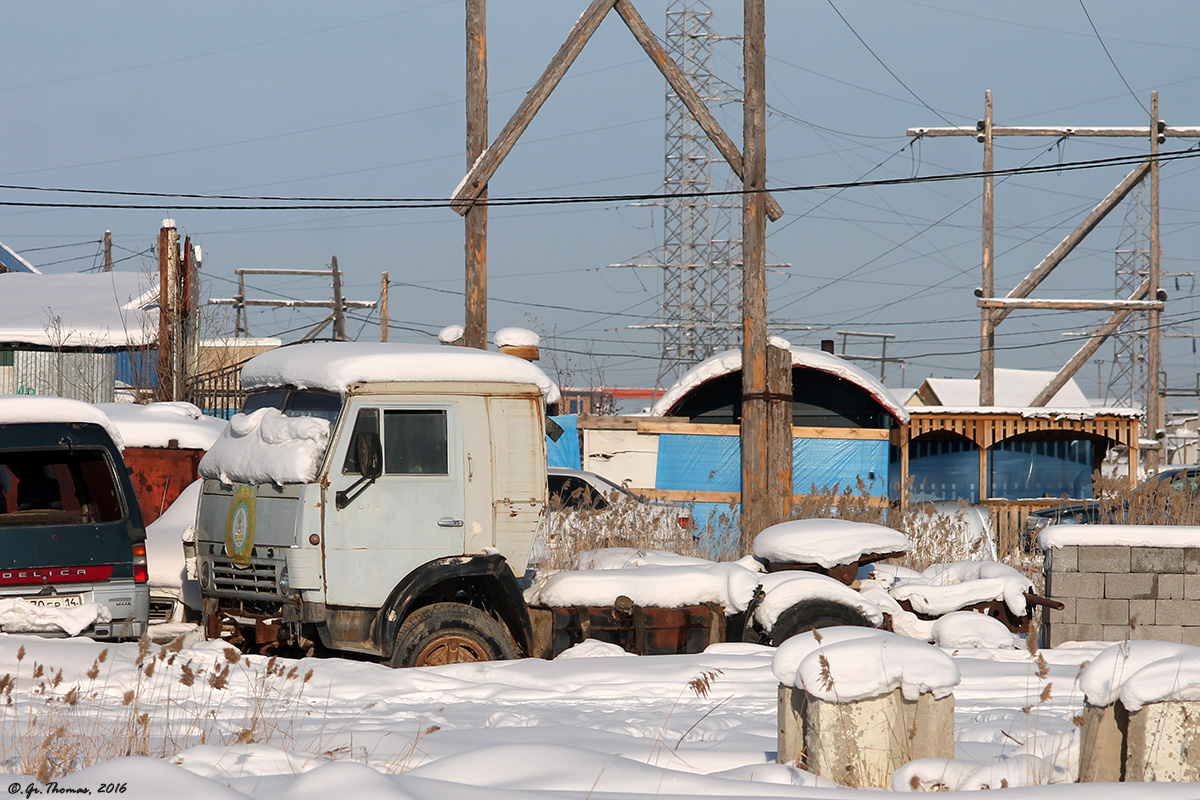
top-left (773, 628), bottom-right (958, 788)
top-left (1079, 640), bottom-right (1200, 782)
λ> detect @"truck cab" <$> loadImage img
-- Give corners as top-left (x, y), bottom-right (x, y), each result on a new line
top-left (195, 342), bottom-right (554, 667)
top-left (0, 396), bottom-right (150, 640)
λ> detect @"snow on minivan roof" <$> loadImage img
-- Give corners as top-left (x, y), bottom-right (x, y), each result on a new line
top-left (0, 394), bottom-right (124, 449)
top-left (239, 342), bottom-right (560, 403)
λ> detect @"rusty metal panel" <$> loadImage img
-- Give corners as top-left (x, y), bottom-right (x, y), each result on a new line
top-left (540, 603), bottom-right (725, 656)
top-left (122, 447), bottom-right (204, 524)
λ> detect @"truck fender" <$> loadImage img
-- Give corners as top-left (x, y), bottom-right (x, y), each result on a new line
top-left (374, 553), bottom-right (533, 658)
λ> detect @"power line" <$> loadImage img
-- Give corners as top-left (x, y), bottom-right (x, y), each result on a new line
top-left (1078, 0), bottom-right (1150, 117)
top-left (0, 147), bottom-right (1196, 211)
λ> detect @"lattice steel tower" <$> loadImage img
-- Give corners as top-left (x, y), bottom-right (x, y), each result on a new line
top-left (1107, 184), bottom-right (1149, 409)
top-left (655, 0), bottom-right (744, 388)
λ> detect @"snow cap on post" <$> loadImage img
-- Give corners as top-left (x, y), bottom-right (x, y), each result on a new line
top-left (772, 627), bottom-right (960, 702)
top-left (438, 324), bottom-right (465, 346)
top-left (495, 326), bottom-right (540, 362)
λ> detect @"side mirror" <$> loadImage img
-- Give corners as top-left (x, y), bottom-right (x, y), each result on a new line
top-left (357, 431), bottom-right (383, 480)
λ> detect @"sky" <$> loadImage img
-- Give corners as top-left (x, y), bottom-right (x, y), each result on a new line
top-left (5, 1), bottom-right (1200, 406)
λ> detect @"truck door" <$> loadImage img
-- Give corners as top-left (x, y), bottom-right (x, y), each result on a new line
top-left (323, 402), bottom-right (465, 608)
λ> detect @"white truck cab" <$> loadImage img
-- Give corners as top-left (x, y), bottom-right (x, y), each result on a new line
top-left (194, 342), bottom-right (555, 667)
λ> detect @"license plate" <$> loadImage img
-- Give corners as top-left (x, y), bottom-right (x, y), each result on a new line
top-left (23, 595), bottom-right (84, 608)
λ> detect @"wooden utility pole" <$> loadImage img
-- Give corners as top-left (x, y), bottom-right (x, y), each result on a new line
top-left (909, 92), bottom-right (1199, 471)
top-left (330, 255), bottom-right (346, 341)
top-left (103, 230), bottom-right (113, 272)
top-left (157, 219), bottom-right (183, 401)
top-left (210, 266), bottom-right (379, 341)
top-left (739, 0), bottom-right (781, 548)
top-left (980, 90), bottom-right (995, 405)
top-left (464, 0), bottom-right (488, 349)
top-left (1149, 92), bottom-right (1163, 469)
top-left (380, 271), bottom-right (390, 342)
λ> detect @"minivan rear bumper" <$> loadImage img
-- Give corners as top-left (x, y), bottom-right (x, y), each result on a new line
top-left (0, 581), bottom-right (150, 641)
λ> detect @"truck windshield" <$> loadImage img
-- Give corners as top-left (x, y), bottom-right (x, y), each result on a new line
top-left (0, 449), bottom-right (124, 526)
top-left (243, 389), bottom-right (342, 425)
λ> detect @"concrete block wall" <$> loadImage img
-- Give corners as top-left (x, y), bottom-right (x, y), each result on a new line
top-left (1044, 545), bottom-right (1200, 647)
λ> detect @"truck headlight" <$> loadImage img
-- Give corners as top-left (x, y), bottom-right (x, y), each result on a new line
top-left (199, 560), bottom-right (213, 591)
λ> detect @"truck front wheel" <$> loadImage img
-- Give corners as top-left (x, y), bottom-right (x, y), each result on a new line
top-left (388, 603), bottom-right (519, 668)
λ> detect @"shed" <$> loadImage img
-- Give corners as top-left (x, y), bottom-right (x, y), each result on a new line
top-left (579, 346), bottom-right (909, 525)
top-left (0, 270), bottom-right (158, 403)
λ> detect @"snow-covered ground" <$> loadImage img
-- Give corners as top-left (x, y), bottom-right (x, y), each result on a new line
top-left (0, 630), bottom-right (1192, 798)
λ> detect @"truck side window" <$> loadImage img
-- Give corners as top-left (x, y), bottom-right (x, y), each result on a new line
top-left (383, 410), bottom-right (448, 475)
top-left (342, 408), bottom-right (380, 474)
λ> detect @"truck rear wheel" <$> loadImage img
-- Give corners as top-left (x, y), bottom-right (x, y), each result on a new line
top-left (769, 599), bottom-right (874, 646)
top-left (388, 602), bottom-right (519, 668)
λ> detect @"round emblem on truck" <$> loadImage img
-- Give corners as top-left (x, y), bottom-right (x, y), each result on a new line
top-left (225, 485), bottom-right (257, 569)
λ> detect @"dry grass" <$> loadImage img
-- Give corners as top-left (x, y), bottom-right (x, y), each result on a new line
top-left (0, 636), bottom-right (318, 779)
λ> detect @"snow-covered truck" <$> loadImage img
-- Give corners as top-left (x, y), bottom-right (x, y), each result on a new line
top-left (195, 342), bottom-right (556, 667)
top-left (193, 342), bottom-right (1046, 667)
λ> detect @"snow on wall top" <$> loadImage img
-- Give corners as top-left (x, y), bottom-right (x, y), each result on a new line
top-left (0, 395), bottom-right (124, 449)
top-left (753, 518), bottom-right (911, 568)
top-left (772, 627), bottom-right (960, 701)
top-left (922, 368), bottom-right (1091, 408)
top-left (1040, 524), bottom-right (1200, 550)
top-left (96, 402), bottom-right (227, 451)
top-left (0, 271), bottom-right (157, 348)
top-left (239, 342), bottom-right (560, 404)
top-left (649, 344), bottom-right (910, 423)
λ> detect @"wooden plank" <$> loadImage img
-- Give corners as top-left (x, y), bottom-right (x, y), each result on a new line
top-left (637, 419), bottom-right (739, 436)
top-left (792, 426), bottom-right (890, 441)
top-left (451, 0), bottom-right (618, 213)
top-left (992, 159), bottom-right (1150, 326)
top-left (613, 0), bottom-right (782, 221)
top-left (636, 488), bottom-right (889, 507)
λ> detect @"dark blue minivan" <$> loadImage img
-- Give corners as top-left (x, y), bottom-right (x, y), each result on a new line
top-left (0, 397), bottom-right (149, 640)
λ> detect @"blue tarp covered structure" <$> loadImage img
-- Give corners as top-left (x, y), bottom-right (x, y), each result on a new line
top-left (546, 414), bottom-right (581, 469)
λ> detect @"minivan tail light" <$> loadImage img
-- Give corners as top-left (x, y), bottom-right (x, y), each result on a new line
top-left (132, 543), bottom-right (148, 583)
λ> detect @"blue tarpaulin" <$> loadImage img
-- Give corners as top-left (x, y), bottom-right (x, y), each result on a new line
top-left (546, 414), bottom-right (582, 469)
top-left (655, 433), bottom-right (889, 496)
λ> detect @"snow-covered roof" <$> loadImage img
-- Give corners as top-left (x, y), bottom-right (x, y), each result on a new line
top-left (0, 241), bottom-right (39, 274)
top-left (910, 405), bottom-right (1141, 419)
top-left (0, 394), bottom-right (124, 448)
top-left (96, 402), bottom-right (227, 450)
top-left (921, 368), bottom-right (1091, 408)
top-left (240, 341), bottom-right (560, 403)
top-left (650, 344), bottom-right (910, 423)
top-left (0, 270), bottom-right (157, 348)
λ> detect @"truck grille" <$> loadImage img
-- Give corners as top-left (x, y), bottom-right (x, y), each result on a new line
top-left (210, 554), bottom-right (281, 596)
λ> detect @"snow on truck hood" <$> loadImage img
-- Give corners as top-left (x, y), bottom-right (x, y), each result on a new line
top-left (240, 341), bottom-right (561, 404)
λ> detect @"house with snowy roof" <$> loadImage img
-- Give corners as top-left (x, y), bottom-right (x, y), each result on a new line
top-left (0, 268), bottom-right (159, 402)
top-left (899, 368), bottom-right (1141, 546)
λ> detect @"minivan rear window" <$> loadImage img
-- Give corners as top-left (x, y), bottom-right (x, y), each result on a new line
top-left (0, 449), bottom-right (124, 526)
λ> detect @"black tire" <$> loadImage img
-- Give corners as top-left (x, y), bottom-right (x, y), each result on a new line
top-left (769, 599), bottom-right (874, 646)
top-left (388, 602), bottom-right (519, 668)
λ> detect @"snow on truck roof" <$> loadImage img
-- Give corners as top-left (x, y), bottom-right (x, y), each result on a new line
top-left (0, 394), bottom-right (125, 449)
top-left (240, 342), bottom-right (560, 404)
top-left (649, 342), bottom-right (910, 423)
